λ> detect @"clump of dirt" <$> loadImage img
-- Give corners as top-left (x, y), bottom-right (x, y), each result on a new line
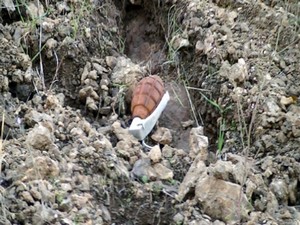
top-left (0, 0), bottom-right (300, 224)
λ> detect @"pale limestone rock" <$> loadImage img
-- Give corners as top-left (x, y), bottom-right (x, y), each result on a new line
top-left (176, 154), bottom-right (207, 201)
top-left (148, 145), bottom-right (162, 163)
top-left (26, 123), bottom-right (54, 150)
top-left (219, 58), bottom-right (248, 85)
top-left (152, 163), bottom-right (174, 180)
top-left (195, 176), bottom-right (252, 223)
top-left (151, 127), bottom-right (173, 145)
top-left (189, 126), bottom-right (208, 160)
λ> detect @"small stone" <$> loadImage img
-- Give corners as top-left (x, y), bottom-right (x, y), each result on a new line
top-left (173, 213), bottom-right (184, 224)
top-left (153, 163), bottom-right (173, 180)
top-left (151, 127), bottom-right (172, 145)
top-left (270, 179), bottom-right (288, 204)
top-left (88, 70), bottom-right (98, 80)
top-left (170, 34), bottom-right (190, 50)
top-left (177, 155), bottom-right (207, 201)
top-left (148, 145), bottom-right (162, 163)
top-left (189, 126), bottom-right (209, 160)
top-left (71, 193), bottom-right (92, 209)
top-left (26, 123), bottom-right (54, 150)
top-left (181, 119), bottom-right (194, 128)
top-left (162, 145), bottom-right (174, 158)
top-left (131, 158), bottom-right (153, 179)
top-left (23, 156), bottom-right (59, 181)
top-left (219, 58), bottom-right (248, 85)
top-left (20, 191), bottom-right (35, 204)
top-left (195, 176), bottom-right (252, 223)
top-left (45, 38), bottom-right (58, 50)
top-left (280, 96), bottom-right (295, 106)
top-left (92, 63), bottom-right (108, 74)
top-left (86, 97), bottom-right (98, 111)
top-left (195, 40), bottom-right (205, 54)
top-left (105, 56), bottom-right (117, 68)
top-left (61, 183), bottom-right (72, 192)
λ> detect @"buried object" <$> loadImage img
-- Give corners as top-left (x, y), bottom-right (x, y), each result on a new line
top-left (129, 75), bottom-right (170, 141)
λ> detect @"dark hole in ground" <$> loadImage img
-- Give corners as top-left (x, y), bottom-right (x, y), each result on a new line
top-left (8, 82), bottom-right (35, 102)
top-left (123, 2), bottom-right (166, 73)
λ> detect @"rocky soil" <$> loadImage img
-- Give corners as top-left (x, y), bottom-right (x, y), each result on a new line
top-left (0, 0), bottom-right (299, 224)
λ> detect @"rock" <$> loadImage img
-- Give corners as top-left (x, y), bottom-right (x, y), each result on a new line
top-left (151, 127), bottom-right (173, 145)
top-left (24, 109), bottom-right (53, 127)
top-left (195, 176), bottom-right (252, 223)
top-left (148, 145), bottom-right (162, 163)
top-left (112, 121), bottom-right (138, 143)
top-left (23, 156), bottom-right (60, 181)
top-left (280, 96), bottom-right (295, 106)
top-left (173, 213), bottom-right (184, 224)
top-left (111, 56), bottom-right (144, 86)
top-left (78, 86), bottom-right (100, 102)
top-left (189, 126), bottom-right (209, 160)
top-left (92, 63), bottom-right (108, 75)
top-left (219, 58), bottom-right (248, 85)
top-left (0, 75), bottom-right (9, 92)
top-left (61, 183), bottom-right (72, 192)
top-left (195, 40), bottom-right (205, 54)
top-left (71, 193), bottom-right (93, 209)
top-left (270, 179), bottom-right (289, 205)
top-left (44, 94), bottom-right (65, 109)
top-left (20, 191), bottom-right (35, 204)
top-left (152, 163), bottom-right (174, 180)
top-left (131, 158), bottom-right (156, 180)
top-left (181, 119), bottom-right (194, 128)
top-left (100, 204), bottom-right (111, 222)
top-left (170, 34), bottom-right (190, 50)
top-left (86, 96), bottom-right (98, 111)
top-left (176, 154), bottom-right (207, 201)
top-left (162, 145), bottom-right (174, 158)
top-left (81, 62), bottom-right (91, 83)
top-left (204, 33), bottom-right (214, 54)
top-left (265, 98), bottom-right (281, 115)
top-left (105, 56), bottom-right (117, 68)
top-left (26, 123), bottom-right (54, 150)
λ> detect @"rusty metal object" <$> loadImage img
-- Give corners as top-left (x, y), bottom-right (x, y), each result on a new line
top-left (131, 75), bottom-right (165, 119)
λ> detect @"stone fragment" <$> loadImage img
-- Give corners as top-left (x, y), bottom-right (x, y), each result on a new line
top-left (176, 154), bottom-right (207, 201)
top-left (170, 34), bottom-right (190, 50)
top-left (26, 123), bottom-right (54, 150)
top-left (23, 156), bottom-right (60, 181)
top-left (105, 56), bottom-right (117, 68)
top-left (20, 191), bottom-right (35, 204)
top-left (112, 121), bottom-right (139, 144)
top-left (195, 40), bottom-right (205, 54)
top-left (162, 145), bottom-right (174, 158)
top-left (195, 176), bottom-right (252, 223)
top-left (151, 127), bottom-right (173, 145)
top-left (24, 109), bottom-right (53, 127)
top-left (152, 163), bottom-right (173, 180)
top-left (270, 179), bottom-right (289, 205)
top-left (131, 158), bottom-right (156, 180)
top-left (173, 213), bottom-right (184, 224)
top-left (111, 56), bottom-right (143, 86)
top-left (71, 193), bottom-right (93, 209)
top-left (189, 126), bottom-right (208, 160)
top-left (148, 145), bottom-right (162, 163)
top-left (219, 58), bottom-right (248, 85)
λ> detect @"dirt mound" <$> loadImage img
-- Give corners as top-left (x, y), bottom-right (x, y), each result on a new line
top-left (0, 0), bottom-right (299, 224)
